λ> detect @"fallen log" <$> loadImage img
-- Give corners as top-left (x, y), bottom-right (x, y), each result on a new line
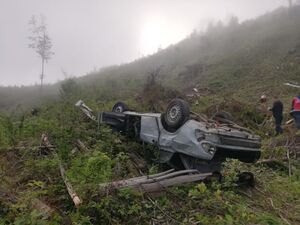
top-left (100, 169), bottom-right (197, 189)
top-left (100, 169), bottom-right (175, 189)
top-left (100, 170), bottom-right (211, 194)
top-left (135, 173), bottom-right (211, 194)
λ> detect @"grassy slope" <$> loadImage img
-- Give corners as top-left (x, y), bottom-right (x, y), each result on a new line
top-left (1, 6), bottom-right (300, 113)
top-left (0, 99), bottom-right (300, 225)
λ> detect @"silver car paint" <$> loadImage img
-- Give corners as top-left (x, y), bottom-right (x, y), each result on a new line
top-left (140, 116), bottom-right (215, 161)
top-left (140, 115), bottom-right (260, 161)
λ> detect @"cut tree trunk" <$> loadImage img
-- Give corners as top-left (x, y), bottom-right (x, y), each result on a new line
top-left (99, 169), bottom-right (211, 195)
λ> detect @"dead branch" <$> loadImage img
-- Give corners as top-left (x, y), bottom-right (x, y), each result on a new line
top-left (75, 139), bottom-right (89, 152)
top-left (41, 134), bottom-right (82, 207)
top-left (256, 158), bottom-right (289, 164)
top-left (59, 162), bottom-right (82, 207)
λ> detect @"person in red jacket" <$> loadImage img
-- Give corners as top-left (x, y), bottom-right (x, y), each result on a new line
top-left (291, 92), bottom-right (300, 129)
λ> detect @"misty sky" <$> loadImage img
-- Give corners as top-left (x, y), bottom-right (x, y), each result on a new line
top-left (0, 0), bottom-right (288, 86)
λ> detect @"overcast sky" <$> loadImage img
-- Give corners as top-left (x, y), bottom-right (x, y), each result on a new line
top-left (0, 0), bottom-right (288, 86)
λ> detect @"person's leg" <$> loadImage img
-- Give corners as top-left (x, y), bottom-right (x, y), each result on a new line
top-left (295, 112), bottom-right (300, 129)
top-left (275, 125), bottom-right (282, 135)
top-left (274, 115), bottom-right (283, 135)
top-left (278, 115), bottom-right (283, 134)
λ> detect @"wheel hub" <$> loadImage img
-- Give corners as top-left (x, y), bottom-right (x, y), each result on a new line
top-left (115, 106), bottom-right (122, 113)
top-left (168, 105), bottom-right (181, 122)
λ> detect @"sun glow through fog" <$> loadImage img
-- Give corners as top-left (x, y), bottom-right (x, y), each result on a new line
top-left (139, 16), bottom-right (188, 56)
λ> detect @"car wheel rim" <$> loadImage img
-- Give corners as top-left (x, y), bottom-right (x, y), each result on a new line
top-left (167, 105), bottom-right (181, 123)
top-left (115, 106), bottom-right (123, 112)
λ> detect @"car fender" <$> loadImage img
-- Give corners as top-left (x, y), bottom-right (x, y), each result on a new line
top-left (140, 117), bottom-right (215, 160)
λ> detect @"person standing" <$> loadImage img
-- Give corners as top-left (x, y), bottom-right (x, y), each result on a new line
top-left (270, 97), bottom-right (283, 135)
top-left (291, 92), bottom-right (300, 129)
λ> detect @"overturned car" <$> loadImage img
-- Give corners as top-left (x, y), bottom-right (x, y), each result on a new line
top-left (75, 99), bottom-right (261, 172)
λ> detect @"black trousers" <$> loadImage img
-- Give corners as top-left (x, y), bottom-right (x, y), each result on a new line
top-left (274, 115), bottom-right (283, 134)
top-left (291, 111), bottom-right (300, 129)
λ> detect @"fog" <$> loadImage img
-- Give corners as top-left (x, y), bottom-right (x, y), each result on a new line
top-left (0, 0), bottom-right (287, 86)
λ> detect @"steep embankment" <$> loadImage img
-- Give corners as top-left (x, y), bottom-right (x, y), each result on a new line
top-left (1, 6), bottom-right (300, 112)
top-left (75, 6), bottom-right (300, 102)
top-left (1, 98), bottom-right (300, 224)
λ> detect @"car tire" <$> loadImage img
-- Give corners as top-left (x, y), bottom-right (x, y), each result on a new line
top-left (237, 172), bottom-right (255, 187)
top-left (161, 98), bottom-right (190, 132)
top-left (112, 102), bottom-right (129, 113)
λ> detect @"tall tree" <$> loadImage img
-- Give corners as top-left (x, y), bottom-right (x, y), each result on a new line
top-left (28, 15), bottom-right (54, 88)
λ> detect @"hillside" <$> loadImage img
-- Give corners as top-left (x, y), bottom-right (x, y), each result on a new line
top-left (0, 5), bottom-right (300, 225)
top-left (1, 6), bottom-right (300, 113)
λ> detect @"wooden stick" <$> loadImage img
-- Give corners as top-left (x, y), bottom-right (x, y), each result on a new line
top-left (58, 161), bottom-right (82, 207)
top-left (75, 139), bottom-right (89, 152)
top-left (41, 134), bottom-right (82, 207)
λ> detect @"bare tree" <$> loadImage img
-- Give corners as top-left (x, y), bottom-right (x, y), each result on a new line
top-left (28, 15), bottom-right (54, 88)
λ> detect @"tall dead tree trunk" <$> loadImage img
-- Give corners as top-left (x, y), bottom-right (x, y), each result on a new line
top-left (41, 57), bottom-right (45, 88)
top-left (28, 15), bottom-right (54, 88)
